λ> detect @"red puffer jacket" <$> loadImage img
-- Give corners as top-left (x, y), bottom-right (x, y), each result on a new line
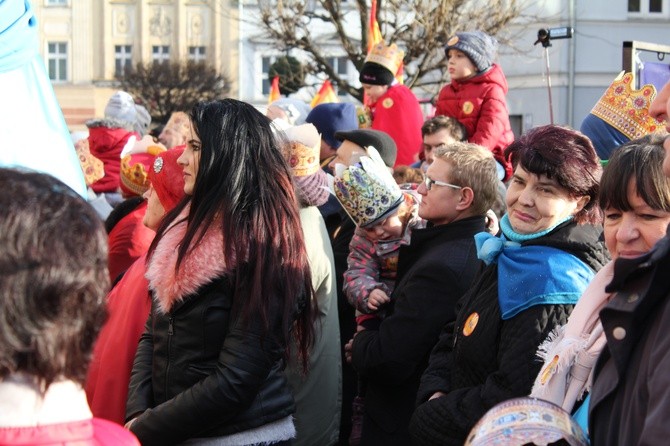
top-left (87, 118), bottom-right (138, 193)
top-left (435, 64), bottom-right (514, 180)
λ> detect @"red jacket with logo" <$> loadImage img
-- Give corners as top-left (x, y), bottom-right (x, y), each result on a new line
top-left (370, 84), bottom-right (424, 168)
top-left (435, 64), bottom-right (514, 180)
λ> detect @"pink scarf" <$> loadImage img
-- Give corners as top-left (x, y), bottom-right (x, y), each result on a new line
top-left (145, 206), bottom-right (229, 314)
top-left (530, 260), bottom-right (614, 412)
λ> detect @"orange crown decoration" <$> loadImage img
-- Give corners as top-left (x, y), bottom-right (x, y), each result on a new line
top-left (590, 72), bottom-right (661, 140)
top-left (284, 124), bottom-right (321, 177)
top-left (120, 153), bottom-right (155, 196)
top-left (365, 41), bottom-right (404, 76)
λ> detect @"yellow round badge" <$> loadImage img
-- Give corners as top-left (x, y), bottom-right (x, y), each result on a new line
top-left (462, 101), bottom-right (474, 115)
top-left (463, 312), bottom-right (479, 336)
top-left (447, 36), bottom-right (459, 46)
top-left (382, 98), bottom-right (394, 109)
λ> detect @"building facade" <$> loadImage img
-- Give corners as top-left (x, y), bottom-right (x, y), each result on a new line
top-left (36, 0), bottom-right (670, 133)
top-left (34, 0), bottom-right (238, 130)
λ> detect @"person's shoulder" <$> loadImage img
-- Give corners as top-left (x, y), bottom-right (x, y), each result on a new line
top-left (476, 64), bottom-right (508, 93)
top-left (92, 418), bottom-right (141, 445)
top-left (382, 84), bottom-right (420, 107)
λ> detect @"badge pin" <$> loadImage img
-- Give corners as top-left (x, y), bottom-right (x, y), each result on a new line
top-left (463, 312), bottom-right (479, 336)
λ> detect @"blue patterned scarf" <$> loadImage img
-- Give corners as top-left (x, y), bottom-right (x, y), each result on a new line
top-left (475, 215), bottom-right (594, 320)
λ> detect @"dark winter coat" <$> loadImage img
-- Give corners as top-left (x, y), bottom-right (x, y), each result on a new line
top-left (351, 216), bottom-right (487, 446)
top-left (434, 64), bottom-right (514, 180)
top-left (410, 221), bottom-right (608, 446)
top-left (126, 210), bottom-right (296, 445)
top-left (589, 229), bottom-right (670, 445)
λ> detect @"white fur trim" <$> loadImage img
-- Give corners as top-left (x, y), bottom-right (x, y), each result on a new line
top-left (182, 416), bottom-right (295, 445)
top-left (0, 375), bottom-right (92, 427)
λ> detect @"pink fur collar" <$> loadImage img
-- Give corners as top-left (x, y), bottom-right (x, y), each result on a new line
top-left (146, 206), bottom-right (229, 313)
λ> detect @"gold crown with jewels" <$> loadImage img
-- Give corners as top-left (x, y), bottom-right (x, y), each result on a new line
top-left (590, 71), bottom-right (662, 141)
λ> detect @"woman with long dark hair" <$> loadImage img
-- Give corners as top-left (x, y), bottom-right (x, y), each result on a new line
top-left (126, 99), bottom-right (315, 445)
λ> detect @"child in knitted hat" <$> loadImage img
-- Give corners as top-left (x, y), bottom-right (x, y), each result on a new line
top-left (435, 30), bottom-right (514, 180)
top-left (331, 147), bottom-right (425, 323)
top-left (358, 41), bottom-right (424, 168)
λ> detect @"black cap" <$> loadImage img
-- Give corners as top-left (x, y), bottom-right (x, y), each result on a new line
top-left (334, 129), bottom-right (397, 167)
top-left (359, 62), bottom-right (395, 86)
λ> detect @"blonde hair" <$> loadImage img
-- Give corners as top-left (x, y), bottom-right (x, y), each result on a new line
top-left (434, 142), bottom-right (499, 215)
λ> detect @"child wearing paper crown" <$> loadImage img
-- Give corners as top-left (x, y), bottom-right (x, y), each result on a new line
top-left (435, 31), bottom-right (514, 180)
top-left (359, 41), bottom-right (424, 168)
top-left (332, 147), bottom-right (425, 324)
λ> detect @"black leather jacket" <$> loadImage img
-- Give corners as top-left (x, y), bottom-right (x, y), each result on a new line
top-left (126, 276), bottom-right (295, 445)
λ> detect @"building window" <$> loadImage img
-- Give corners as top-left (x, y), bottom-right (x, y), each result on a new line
top-left (152, 45), bottom-right (170, 63)
top-left (45, 0), bottom-right (67, 5)
top-left (188, 46), bottom-right (206, 62)
top-left (115, 45), bottom-right (132, 77)
top-left (628, 0), bottom-right (666, 14)
top-left (327, 56), bottom-right (351, 96)
top-left (261, 55), bottom-right (276, 95)
top-left (47, 42), bottom-right (67, 82)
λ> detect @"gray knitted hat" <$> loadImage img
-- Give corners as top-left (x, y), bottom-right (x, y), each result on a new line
top-left (445, 31), bottom-right (498, 72)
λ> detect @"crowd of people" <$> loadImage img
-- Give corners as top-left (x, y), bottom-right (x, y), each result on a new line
top-left (2, 6), bottom-right (670, 444)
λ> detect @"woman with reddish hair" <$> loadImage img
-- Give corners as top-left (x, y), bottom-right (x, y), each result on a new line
top-left (125, 99), bottom-right (315, 445)
top-left (410, 125), bottom-right (609, 445)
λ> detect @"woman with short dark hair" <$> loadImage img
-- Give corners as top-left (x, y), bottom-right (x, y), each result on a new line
top-left (0, 169), bottom-right (138, 445)
top-left (410, 125), bottom-right (609, 445)
top-left (125, 99), bottom-right (315, 445)
top-left (530, 133), bottom-right (670, 431)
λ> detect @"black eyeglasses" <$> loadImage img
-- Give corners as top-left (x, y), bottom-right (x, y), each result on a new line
top-left (423, 175), bottom-right (462, 191)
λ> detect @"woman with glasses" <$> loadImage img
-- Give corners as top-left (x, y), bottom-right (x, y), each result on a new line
top-left (410, 125), bottom-right (609, 446)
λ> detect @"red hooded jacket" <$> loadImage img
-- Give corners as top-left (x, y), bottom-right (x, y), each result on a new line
top-left (87, 119), bottom-right (138, 193)
top-left (435, 64), bottom-right (514, 180)
top-left (370, 84), bottom-right (424, 168)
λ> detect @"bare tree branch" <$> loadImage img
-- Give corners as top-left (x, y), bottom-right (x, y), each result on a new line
top-left (118, 61), bottom-right (230, 123)
top-left (255, 0), bottom-right (539, 102)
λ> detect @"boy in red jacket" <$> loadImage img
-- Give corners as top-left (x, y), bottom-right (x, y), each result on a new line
top-left (435, 31), bottom-right (514, 180)
top-left (359, 41), bottom-right (424, 168)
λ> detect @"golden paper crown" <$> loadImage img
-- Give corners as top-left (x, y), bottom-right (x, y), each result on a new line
top-left (590, 72), bottom-right (661, 140)
top-left (365, 41), bottom-right (404, 76)
top-left (288, 141), bottom-right (320, 177)
top-left (284, 124), bottom-right (321, 177)
top-left (120, 153), bottom-right (154, 196)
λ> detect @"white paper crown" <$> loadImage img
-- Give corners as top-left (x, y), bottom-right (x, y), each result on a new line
top-left (330, 146), bottom-right (403, 227)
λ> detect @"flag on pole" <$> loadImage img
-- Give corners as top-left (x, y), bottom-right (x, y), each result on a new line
top-left (395, 61), bottom-right (404, 85)
top-left (367, 0), bottom-right (383, 53)
top-left (310, 80), bottom-right (339, 108)
top-left (268, 76), bottom-right (281, 104)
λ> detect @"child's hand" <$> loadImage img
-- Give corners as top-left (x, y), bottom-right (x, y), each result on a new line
top-left (367, 289), bottom-right (390, 311)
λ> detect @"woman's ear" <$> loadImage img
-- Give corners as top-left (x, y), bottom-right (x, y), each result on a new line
top-left (574, 195), bottom-right (590, 214)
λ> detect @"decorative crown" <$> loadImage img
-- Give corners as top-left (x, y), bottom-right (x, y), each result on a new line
top-left (120, 153), bottom-right (152, 196)
top-left (590, 72), bottom-right (661, 140)
top-left (331, 146), bottom-right (403, 228)
top-left (365, 41), bottom-right (404, 76)
top-left (74, 139), bottom-right (104, 186)
top-left (284, 123), bottom-right (322, 177)
top-left (288, 141), bottom-right (320, 177)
